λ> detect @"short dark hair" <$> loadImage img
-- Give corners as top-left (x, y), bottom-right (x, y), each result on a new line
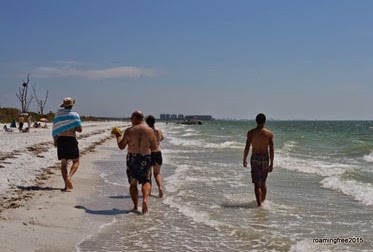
top-left (256, 113), bottom-right (266, 124)
top-left (146, 115), bottom-right (155, 127)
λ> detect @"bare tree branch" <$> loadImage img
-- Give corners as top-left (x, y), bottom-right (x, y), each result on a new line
top-left (31, 83), bottom-right (49, 115)
top-left (16, 73), bottom-right (34, 112)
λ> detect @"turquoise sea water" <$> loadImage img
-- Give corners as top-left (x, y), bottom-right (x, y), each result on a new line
top-left (77, 120), bottom-right (373, 251)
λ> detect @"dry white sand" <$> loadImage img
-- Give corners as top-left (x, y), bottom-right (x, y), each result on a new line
top-left (0, 121), bottom-right (129, 252)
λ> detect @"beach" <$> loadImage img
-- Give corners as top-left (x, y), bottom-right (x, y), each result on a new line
top-left (1, 120), bottom-right (372, 252)
top-left (0, 121), bottom-right (129, 251)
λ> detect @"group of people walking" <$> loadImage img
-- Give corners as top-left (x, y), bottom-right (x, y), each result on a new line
top-left (52, 96), bottom-right (274, 215)
top-left (52, 97), bottom-right (164, 214)
top-left (111, 110), bottom-right (164, 214)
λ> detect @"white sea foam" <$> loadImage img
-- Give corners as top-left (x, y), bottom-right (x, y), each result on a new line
top-left (181, 132), bottom-right (200, 137)
top-left (276, 154), bottom-right (348, 177)
top-left (99, 171), bottom-right (124, 187)
top-left (168, 136), bottom-right (242, 150)
top-left (363, 151), bottom-right (373, 162)
top-left (276, 142), bottom-right (373, 206)
top-left (163, 195), bottom-right (228, 231)
top-left (76, 216), bottom-right (118, 252)
top-left (290, 239), bottom-right (331, 252)
top-left (321, 176), bottom-right (373, 206)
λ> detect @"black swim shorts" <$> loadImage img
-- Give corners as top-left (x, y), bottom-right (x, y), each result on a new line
top-left (151, 151), bottom-right (163, 165)
top-left (126, 153), bottom-right (152, 185)
top-left (250, 154), bottom-right (269, 185)
top-left (57, 136), bottom-right (79, 160)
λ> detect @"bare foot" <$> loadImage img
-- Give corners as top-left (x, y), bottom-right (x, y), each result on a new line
top-left (66, 178), bottom-right (73, 190)
top-left (159, 188), bottom-right (164, 198)
top-left (142, 202), bottom-right (148, 214)
top-left (61, 187), bottom-right (72, 192)
top-left (129, 207), bottom-right (141, 215)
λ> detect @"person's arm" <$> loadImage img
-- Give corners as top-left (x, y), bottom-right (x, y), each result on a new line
top-left (150, 132), bottom-right (157, 152)
top-left (75, 126), bottom-right (82, 133)
top-left (268, 133), bottom-right (274, 172)
top-left (117, 129), bottom-right (129, 150)
top-left (243, 132), bottom-right (251, 167)
top-left (159, 128), bottom-right (164, 142)
top-left (53, 135), bottom-right (58, 147)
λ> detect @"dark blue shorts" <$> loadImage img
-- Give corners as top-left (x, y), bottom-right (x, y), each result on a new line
top-left (126, 153), bottom-right (152, 185)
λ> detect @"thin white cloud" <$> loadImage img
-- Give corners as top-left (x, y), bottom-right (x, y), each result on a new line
top-left (33, 65), bottom-right (160, 79)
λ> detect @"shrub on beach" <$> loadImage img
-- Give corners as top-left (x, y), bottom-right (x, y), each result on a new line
top-left (0, 107), bottom-right (20, 123)
top-left (0, 107), bottom-right (55, 123)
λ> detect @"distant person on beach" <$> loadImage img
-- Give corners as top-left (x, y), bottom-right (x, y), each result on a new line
top-left (18, 114), bottom-right (24, 132)
top-left (243, 113), bottom-right (274, 207)
top-left (112, 111), bottom-right (157, 214)
top-left (146, 115), bottom-right (165, 198)
top-left (25, 114), bottom-right (32, 133)
top-left (52, 97), bottom-right (82, 192)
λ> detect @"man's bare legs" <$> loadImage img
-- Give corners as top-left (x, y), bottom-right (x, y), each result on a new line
top-left (153, 165), bottom-right (163, 198)
top-left (61, 159), bottom-right (69, 191)
top-left (141, 182), bottom-right (152, 214)
top-left (129, 180), bottom-right (139, 211)
top-left (60, 158), bottom-right (79, 192)
top-left (254, 183), bottom-right (267, 207)
top-left (129, 181), bottom-right (151, 214)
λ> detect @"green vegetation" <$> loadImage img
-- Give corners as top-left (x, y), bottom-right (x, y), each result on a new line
top-left (0, 107), bottom-right (126, 124)
top-left (0, 107), bottom-right (55, 124)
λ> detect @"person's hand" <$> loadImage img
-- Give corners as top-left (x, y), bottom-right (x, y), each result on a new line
top-left (269, 163), bottom-right (273, 172)
top-left (243, 160), bottom-right (247, 168)
top-left (111, 127), bottom-right (122, 137)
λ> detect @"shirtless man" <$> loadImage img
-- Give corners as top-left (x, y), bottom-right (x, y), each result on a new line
top-left (53, 97), bottom-right (82, 192)
top-left (243, 113), bottom-right (274, 207)
top-left (146, 115), bottom-right (165, 198)
top-left (114, 111), bottom-right (157, 214)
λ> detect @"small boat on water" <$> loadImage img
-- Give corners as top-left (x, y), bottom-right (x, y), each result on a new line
top-left (177, 119), bottom-right (202, 125)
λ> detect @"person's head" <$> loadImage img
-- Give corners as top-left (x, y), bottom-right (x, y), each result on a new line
top-left (60, 97), bottom-right (75, 109)
top-left (256, 113), bottom-right (266, 125)
top-left (146, 115), bottom-right (156, 128)
top-left (131, 110), bottom-right (144, 125)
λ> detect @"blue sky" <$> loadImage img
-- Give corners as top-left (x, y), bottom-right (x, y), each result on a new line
top-left (1, 0), bottom-right (373, 120)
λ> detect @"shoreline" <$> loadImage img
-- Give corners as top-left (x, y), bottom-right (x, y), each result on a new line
top-left (0, 121), bottom-right (131, 251)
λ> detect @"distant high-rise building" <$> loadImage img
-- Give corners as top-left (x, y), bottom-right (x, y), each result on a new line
top-left (160, 114), bottom-right (213, 120)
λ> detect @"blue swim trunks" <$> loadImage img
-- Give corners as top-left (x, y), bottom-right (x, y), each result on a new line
top-left (126, 153), bottom-right (152, 185)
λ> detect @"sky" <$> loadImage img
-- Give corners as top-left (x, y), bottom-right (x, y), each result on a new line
top-left (1, 0), bottom-right (373, 120)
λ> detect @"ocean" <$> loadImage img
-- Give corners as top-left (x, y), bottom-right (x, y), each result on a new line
top-left (76, 120), bottom-right (373, 252)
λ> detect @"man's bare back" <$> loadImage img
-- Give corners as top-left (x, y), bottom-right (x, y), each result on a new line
top-left (121, 124), bottom-right (156, 154)
top-left (247, 127), bottom-right (273, 155)
top-left (115, 111), bottom-right (157, 214)
top-left (242, 113), bottom-right (274, 207)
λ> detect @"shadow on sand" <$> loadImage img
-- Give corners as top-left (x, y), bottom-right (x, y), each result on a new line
top-left (16, 185), bottom-right (62, 191)
top-left (220, 200), bottom-right (258, 209)
top-left (109, 195), bottom-right (132, 199)
top-left (74, 205), bottom-right (135, 215)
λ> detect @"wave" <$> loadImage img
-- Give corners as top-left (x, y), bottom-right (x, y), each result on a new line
top-left (276, 141), bottom-right (373, 206)
top-left (321, 176), bottom-right (373, 206)
top-left (363, 151), bottom-right (373, 162)
top-left (168, 136), bottom-right (242, 149)
top-left (276, 155), bottom-right (348, 177)
top-left (181, 132), bottom-right (200, 137)
top-left (76, 217), bottom-right (118, 252)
